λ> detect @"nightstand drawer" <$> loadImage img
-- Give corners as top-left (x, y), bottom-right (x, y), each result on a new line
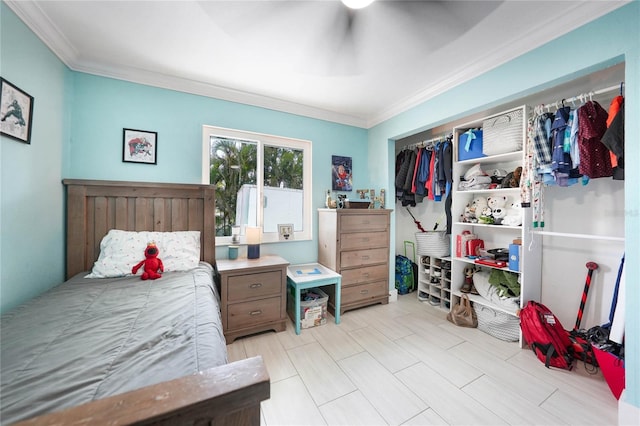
top-left (227, 270), bottom-right (282, 302)
top-left (340, 214), bottom-right (388, 232)
top-left (341, 281), bottom-right (387, 304)
top-left (227, 296), bottom-right (282, 330)
top-left (340, 247), bottom-right (387, 268)
top-left (340, 231), bottom-right (387, 251)
top-left (341, 264), bottom-right (388, 286)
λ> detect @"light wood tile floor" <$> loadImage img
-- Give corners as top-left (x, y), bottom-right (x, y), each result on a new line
top-left (226, 294), bottom-right (618, 425)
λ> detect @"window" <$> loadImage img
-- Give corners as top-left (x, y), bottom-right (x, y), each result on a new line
top-left (202, 126), bottom-right (312, 245)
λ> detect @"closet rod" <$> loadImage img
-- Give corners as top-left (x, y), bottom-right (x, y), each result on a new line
top-left (404, 133), bottom-right (451, 150)
top-left (546, 83), bottom-right (622, 108)
top-left (533, 230), bottom-right (624, 242)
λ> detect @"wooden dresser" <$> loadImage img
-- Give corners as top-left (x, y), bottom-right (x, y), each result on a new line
top-left (216, 255), bottom-right (289, 342)
top-left (318, 208), bottom-right (391, 315)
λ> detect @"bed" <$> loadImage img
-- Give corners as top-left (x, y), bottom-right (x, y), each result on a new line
top-left (0, 179), bottom-right (269, 425)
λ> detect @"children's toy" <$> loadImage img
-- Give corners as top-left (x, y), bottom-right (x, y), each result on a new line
top-left (470, 196), bottom-right (488, 220)
top-left (132, 242), bottom-right (164, 280)
top-left (502, 201), bottom-right (523, 226)
top-left (487, 195), bottom-right (508, 212)
top-left (477, 206), bottom-right (495, 224)
top-left (502, 166), bottom-right (523, 188)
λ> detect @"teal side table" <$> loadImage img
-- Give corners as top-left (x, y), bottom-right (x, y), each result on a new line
top-left (286, 263), bottom-right (342, 335)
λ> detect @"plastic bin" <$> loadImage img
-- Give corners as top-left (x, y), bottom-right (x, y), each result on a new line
top-left (287, 287), bottom-right (328, 329)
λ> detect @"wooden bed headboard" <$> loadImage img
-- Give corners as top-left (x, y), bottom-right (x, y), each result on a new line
top-left (63, 179), bottom-right (216, 279)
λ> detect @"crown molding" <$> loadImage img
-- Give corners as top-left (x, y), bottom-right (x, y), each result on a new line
top-left (366, 1), bottom-right (628, 128)
top-left (7, 0), bottom-right (628, 130)
top-left (5, 1), bottom-right (79, 65)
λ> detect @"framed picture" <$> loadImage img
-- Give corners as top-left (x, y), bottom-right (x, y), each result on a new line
top-left (331, 155), bottom-right (352, 191)
top-left (0, 78), bottom-right (34, 144)
top-left (278, 223), bottom-right (294, 241)
top-left (123, 128), bottom-right (157, 164)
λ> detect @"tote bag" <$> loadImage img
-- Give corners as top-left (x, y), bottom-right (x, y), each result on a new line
top-left (447, 295), bottom-right (477, 328)
top-left (482, 109), bottom-right (523, 156)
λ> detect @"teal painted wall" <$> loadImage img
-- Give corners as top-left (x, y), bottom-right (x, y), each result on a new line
top-left (66, 73), bottom-right (368, 265)
top-left (371, 1), bottom-right (639, 410)
top-left (0, 3), bottom-right (69, 313)
top-left (1, 0), bottom-right (638, 413)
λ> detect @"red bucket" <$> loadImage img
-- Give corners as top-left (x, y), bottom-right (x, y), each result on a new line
top-left (593, 346), bottom-right (625, 400)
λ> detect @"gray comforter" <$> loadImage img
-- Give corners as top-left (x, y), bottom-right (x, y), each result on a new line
top-left (0, 262), bottom-right (227, 425)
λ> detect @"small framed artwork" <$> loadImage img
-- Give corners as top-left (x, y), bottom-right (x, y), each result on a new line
top-left (278, 223), bottom-right (294, 241)
top-left (332, 155), bottom-right (352, 191)
top-left (123, 128), bottom-right (157, 164)
top-left (0, 78), bottom-right (34, 144)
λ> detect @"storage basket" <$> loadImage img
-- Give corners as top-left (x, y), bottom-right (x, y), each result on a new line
top-left (415, 231), bottom-right (450, 257)
top-left (474, 304), bottom-right (520, 342)
top-left (458, 129), bottom-right (485, 161)
top-left (482, 109), bottom-right (523, 156)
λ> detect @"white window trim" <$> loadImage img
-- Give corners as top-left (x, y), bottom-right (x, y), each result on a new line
top-left (202, 125), bottom-right (312, 245)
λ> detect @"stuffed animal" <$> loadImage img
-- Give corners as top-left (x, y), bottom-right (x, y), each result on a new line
top-left (487, 195), bottom-right (508, 224)
top-left (502, 201), bottom-right (523, 226)
top-left (503, 167), bottom-right (523, 188)
top-left (132, 242), bottom-right (164, 280)
top-left (487, 195), bottom-right (508, 211)
top-left (492, 207), bottom-right (507, 224)
top-left (478, 206), bottom-right (495, 224)
top-left (470, 196), bottom-right (488, 220)
top-left (462, 204), bottom-right (477, 223)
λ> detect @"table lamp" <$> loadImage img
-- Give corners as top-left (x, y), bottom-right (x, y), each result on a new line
top-left (246, 226), bottom-right (261, 259)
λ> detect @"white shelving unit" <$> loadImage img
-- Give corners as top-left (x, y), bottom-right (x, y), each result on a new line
top-left (450, 105), bottom-right (542, 347)
top-left (417, 255), bottom-right (451, 311)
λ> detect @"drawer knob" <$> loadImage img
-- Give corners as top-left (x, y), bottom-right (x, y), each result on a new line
top-left (362, 273), bottom-right (370, 278)
top-left (249, 310), bottom-right (263, 316)
top-left (250, 283), bottom-right (263, 289)
top-left (360, 289), bottom-right (369, 295)
top-left (361, 255), bottom-right (370, 260)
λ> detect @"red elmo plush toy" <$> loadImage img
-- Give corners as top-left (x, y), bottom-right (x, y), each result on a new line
top-left (132, 242), bottom-right (164, 280)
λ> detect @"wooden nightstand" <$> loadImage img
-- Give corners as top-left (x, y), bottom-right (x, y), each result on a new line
top-left (216, 255), bottom-right (289, 343)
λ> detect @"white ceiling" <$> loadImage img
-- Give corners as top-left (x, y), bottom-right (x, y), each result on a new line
top-left (6, 1), bottom-right (627, 128)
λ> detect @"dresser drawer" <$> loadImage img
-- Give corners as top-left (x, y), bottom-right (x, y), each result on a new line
top-left (227, 270), bottom-right (282, 302)
top-left (340, 214), bottom-right (388, 233)
top-left (341, 264), bottom-right (388, 286)
top-left (340, 247), bottom-right (388, 268)
top-left (227, 296), bottom-right (282, 330)
top-left (340, 231), bottom-right (388, 251)
top-left (341, 281), bottom-right (387, 305)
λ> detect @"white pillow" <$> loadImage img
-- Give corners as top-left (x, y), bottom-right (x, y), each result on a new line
top-left (85, 230), bottom-right (201, 278)
top-left (472, 270), bottom-right (520, 311)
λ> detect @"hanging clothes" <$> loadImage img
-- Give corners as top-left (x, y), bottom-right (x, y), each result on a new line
top-left (414, 147), bottom-right (432, 202)
top-left (606, 95), bottom-right (624, 170)
top-left (577, 100), bottom-right (613, 179)
top-left (531, 111), bottom-right (555, 184)
top-left (550, 105), bottom-right (579, 187)
top-left (440, 137), bottom-right (453, 198)
top-left (602, 102), bottom-right (625, 180)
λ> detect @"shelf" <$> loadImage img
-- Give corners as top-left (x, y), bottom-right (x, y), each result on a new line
top-left (451, 290), bottom-right (519, 317)
top-left (456, 187), bottom-right (520, 195)
top-left (457, 151), bottom-right (523, 165)
top-left (453, 256), bottom-right (520, 274)
top-left (454, 221), bottom-right (522, 230)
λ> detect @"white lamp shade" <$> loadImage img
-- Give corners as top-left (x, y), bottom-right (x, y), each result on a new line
top-left (246, 226), bottom-right (261, 244)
